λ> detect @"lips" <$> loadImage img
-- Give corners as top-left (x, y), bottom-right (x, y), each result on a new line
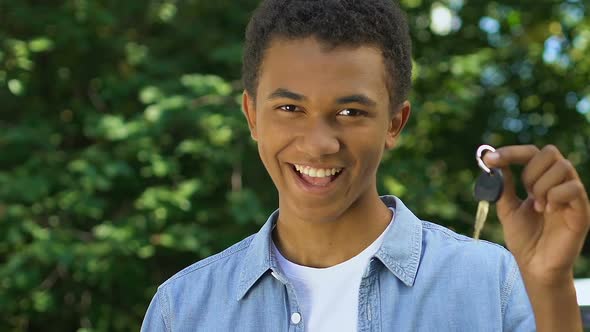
top-left (293, 164), bottom-right (343, 177)
top-left (289, 163), bottom-right (345, 193)
top-left (300, 172), bottom-right (333, 186)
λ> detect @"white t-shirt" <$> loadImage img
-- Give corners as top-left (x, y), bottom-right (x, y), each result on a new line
top-left (272, 208), bottom-right (395, 332)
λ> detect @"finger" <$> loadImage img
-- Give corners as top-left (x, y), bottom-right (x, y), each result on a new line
top-left (546, 180), bottom-right (590, 214)
top-left (482, 145), bottom-right (538, 217)
top-left (530, 158), bottom-right (575, 211)
top-left (495, 165), bottom-right (522, 219)
top-left (522, 145), bottom-right (578, 194)
top-left (483, 145), bottom-right (539, 168)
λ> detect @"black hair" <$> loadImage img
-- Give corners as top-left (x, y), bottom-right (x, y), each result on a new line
top-left (242, 0), bottom-right (412, 110)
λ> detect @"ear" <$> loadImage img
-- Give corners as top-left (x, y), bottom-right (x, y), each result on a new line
top-left (384, 101), bottom-right (411, 150)
top-left (241, 91), bottom-right (258, 141)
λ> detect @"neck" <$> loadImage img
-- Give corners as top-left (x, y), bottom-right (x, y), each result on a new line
top-left (273, 192), bottom-right (393, 268)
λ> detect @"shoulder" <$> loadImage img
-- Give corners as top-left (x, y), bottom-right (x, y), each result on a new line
top-left (142, 234), bottom-right (262, 330)
top-left (421, 220), bottom-right (511, 257)
top-left (419, 220), bottom-right (527, 311)
top-left (420, 220), bottom-right (518, 281)
top-left (158, 234), bottom-right (255, 292)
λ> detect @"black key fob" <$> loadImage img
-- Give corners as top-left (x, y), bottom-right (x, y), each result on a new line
top-left (474, 168), bottom-right (504, 203)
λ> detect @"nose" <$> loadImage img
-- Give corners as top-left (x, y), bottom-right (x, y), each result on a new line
top-left (294, 118), bottom-right (341, 158)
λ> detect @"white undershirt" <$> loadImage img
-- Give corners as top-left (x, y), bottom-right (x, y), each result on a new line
top-left (272, 208), bottom-right (394, 332)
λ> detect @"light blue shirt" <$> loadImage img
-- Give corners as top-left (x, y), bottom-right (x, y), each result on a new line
top-left (141, 195), bottom-right (535, 331)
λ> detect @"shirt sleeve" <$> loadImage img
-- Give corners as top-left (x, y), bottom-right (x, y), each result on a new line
top-left (502, 256), bottom-right (536, 331)
top-left (141, 289), bottom-right (170, 332)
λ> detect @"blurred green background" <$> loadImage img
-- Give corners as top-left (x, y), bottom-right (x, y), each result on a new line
top-left (1, 0), bottom-right (589, 330)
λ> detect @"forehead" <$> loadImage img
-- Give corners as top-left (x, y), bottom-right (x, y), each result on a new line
top-left (257, 37), bottom-right (389, 102)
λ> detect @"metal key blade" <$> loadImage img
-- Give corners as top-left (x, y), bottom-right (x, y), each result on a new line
top-left (473, 200), bottom-right (489, 240)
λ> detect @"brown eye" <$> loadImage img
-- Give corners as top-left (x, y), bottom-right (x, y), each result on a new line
top-left (279, 105), bottom-right (299, 112)
top-left (338, 109), bottom-right (366, 117)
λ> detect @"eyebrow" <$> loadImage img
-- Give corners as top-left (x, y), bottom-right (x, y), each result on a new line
top-left (267, 88), bottom-right (377, 107)
top-left (335, 94), bottom-right (377, 108)
top-left (267, 88), bottom-right (307, 101)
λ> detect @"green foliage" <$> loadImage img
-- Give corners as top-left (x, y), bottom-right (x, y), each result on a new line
top-left (0, 0), bottom-right (589, 331)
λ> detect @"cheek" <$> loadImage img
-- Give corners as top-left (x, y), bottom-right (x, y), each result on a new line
top-left (256, 137), bottom-right (278, 169)
top-left (257, 110), bottom-right (289, 136)
top-left (351, 131), bottom-right (387, 173)
top-left (256, 118), bottom-right (290, 172)
top-left (256, 142), bottom-right (282, 187)
top-left (257, 113), bottom-right (296, 150)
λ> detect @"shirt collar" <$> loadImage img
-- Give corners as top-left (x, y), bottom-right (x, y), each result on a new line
top-left (236, 195), bottom-right (423, 300)
top-left (374, 195), bottom-right (423, 287)
top-left (236, 209), bottom-right (278, 301)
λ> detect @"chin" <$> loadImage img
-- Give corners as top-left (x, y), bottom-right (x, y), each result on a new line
top-left (285, 196), bottom-right (350, 223)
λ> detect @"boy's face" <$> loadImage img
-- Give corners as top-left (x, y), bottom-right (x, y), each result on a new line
top-left (242, 37), bottom-right (410, 222)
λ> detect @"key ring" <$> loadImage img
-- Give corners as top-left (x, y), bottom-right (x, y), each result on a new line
top-left (476, 144), bottom-right (496, 174)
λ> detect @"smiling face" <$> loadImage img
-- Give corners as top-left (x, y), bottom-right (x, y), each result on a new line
top-left (242, 37), bottom-right (410, 223)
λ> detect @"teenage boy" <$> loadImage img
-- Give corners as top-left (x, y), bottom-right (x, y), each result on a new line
top-left (142, 1), bottom-right (590, 331)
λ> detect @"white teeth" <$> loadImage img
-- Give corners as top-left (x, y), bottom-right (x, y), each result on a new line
top-left (293, 164), bottom-right (343, 178)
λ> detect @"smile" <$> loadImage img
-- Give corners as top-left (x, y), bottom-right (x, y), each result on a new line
top-left (289, 163), bottom-right (345, 191)
top-left (293, 164), bottom-right (343, 178)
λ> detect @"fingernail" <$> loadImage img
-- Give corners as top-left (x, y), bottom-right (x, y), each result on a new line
top-left (534, 201), bottom-right (544, 212)
top-left (486, 152), bottom-right (499, 161)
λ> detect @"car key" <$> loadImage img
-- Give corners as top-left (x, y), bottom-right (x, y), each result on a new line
top-left (473, 145), bottom-right (504, 239)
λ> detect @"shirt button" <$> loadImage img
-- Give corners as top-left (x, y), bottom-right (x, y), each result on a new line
top-left (290, 312), bottom-right (302, 324)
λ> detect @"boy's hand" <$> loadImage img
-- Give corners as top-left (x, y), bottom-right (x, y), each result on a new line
top-left (483, 144), bottom-right (590, 284)
top-left (483, 144), bottom-right (589, 332)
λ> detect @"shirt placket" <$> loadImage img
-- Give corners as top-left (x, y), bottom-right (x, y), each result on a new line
top-left (271, 270), bottom-right (305, 331)
top-left (357, 259), bottom-right (381, 332)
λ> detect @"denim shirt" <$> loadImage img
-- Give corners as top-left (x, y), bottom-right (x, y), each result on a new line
top-left (141, 196), bottom-right (535, 331)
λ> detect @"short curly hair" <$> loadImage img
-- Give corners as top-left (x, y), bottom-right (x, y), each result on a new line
top-left (242, 0), bottom-right (412, 110)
